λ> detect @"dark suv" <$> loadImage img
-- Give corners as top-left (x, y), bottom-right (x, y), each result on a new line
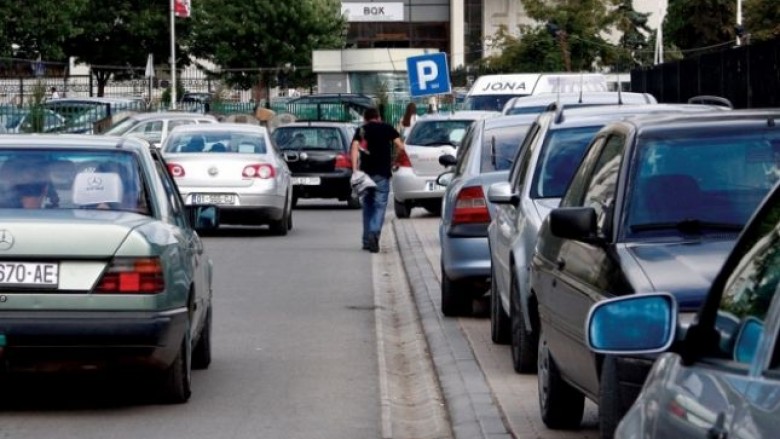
top-left (530, 110), bottom-right (780, 438)
top-left (272, 121), bottom-right (358, 208)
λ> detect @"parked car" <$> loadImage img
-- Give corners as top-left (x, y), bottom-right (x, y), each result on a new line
top-left (0, 135), bottom-right (218, 403)
top-left (501, 91), bottom-right (656, 115)
top-left (0, 107), bottom-right (67, 133)
top-left (487, 103), bottom-right (729, 374)
top-left (530, 110), bottom-right (780, 438)
top-left (436, 114), bottom-right (537, 316)
top-left (45, 97), bottom-right (146, 134)
top-left (587, 165), bottom-right (780, 439)
top-left (392, 111), bottom-right (498, 218)
top-left (104, 112), bottom-right (218, 147)
top-left (161, 123), bottom-right (293, 235)
top-left (271, 121), bottom-right (359, 208)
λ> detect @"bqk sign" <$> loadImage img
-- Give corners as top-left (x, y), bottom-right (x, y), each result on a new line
top-left (407, 53), bottom-right (451, 98)
top-left (341, 2), bottom-right (404, 22)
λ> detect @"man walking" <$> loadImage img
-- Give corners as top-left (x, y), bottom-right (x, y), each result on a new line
top-left (351, 107), bottom-right (405, 253)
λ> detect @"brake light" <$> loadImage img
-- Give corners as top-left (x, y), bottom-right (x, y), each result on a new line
top-left (243, 164), bottom-right (276, 179)
top-left (395, 150), bottom-right (412, 168)
top-left (335, 153), bottom-right (352, 169)
top-left (167, 163), bottom-right (185, 177)
top-left (94, 257), bottom-right (164, 294)
top-left (452, 186), bottom-right (490, 225)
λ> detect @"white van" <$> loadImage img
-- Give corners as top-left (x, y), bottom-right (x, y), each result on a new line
top-left (463, 73), bottom-right (608, 112)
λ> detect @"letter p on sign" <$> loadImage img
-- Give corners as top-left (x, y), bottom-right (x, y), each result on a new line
top-left (407, 53), bottom-right (451, 98)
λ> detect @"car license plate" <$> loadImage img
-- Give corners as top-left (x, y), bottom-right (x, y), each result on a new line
top-left (193, 194), bottom-right (235, 205)
top-left (425, 180), bottom-right (444, 191)
top-left (292, 177), bottom-right (321, 186)
top-left (0, 262), bottom-right (59, 288)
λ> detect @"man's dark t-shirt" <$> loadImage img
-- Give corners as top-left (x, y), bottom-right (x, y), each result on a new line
top-left (353, 121), bottom-right (400, 178)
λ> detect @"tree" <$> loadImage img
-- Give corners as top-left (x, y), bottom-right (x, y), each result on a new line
top-left (65, 0), bottom-right (193, 96)
top-left (188, 1), bottom-right (346, 95)
top-left (484, 25), bottom-right (568, 73)
top-left (744, 0), bottom-right (780, 41)
top-left (612, 0), bottom-right (652, 70)
top-left (519, 0), bottom-right (618, 71)
top-left (664, 0), bottom-right (736, 56)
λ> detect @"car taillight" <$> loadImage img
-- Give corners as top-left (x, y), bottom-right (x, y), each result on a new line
top-left (168, 163), bottom-right (185, 177)
top-left (335, 153), bottom-right (352, 169)
top-left (243, 164), bottom-right (276, 179)
top-left (395, 150), bottom-right (412, 168)
top-left (94, 257), bottom-right (165, 294)
top-left (452, 186), bottom-right (490, 225)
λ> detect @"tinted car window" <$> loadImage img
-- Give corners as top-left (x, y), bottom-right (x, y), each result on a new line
top-left (464, 95), bottom-right (520, 112)
top-left (530, 125), bottom-right (602, 198)
top-left (405, 120), bottom-right (474, 147)
top-left (480, 124), bottom-right (531, 172)
top-left (626, 129), bottom-right (780, 235)
top-left (505, 105), bottom-right (549, 116)
top-left (583, 135), bottom-right (625, 231)
top-left (272, 127), bottom-right (344, 151)
top-left (164, 131), bottom-right (267, 154)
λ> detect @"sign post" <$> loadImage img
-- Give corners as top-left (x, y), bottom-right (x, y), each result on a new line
top-left (406, 53), bottom-right (451, 99)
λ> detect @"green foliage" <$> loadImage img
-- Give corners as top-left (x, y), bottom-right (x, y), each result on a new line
top-left (485, 25), bottom-right (568, 72)
top-left (0, 0), bottom-right (87, 60)
top-left (23, 81), bottom-right (48, 133)
top-left (745, 0), bottom-right (780, 41)
top-left (612, 0), bottom-right (652, 69)
top-left (664, 0), bottom-right (736, 56)
top-left (161, 81), bottom-right (187, 106)
top-left (188, 0), bottom-right (346, 89)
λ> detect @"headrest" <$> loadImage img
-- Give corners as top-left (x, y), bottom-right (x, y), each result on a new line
top-left (72, 172), bottom-right (123, 206)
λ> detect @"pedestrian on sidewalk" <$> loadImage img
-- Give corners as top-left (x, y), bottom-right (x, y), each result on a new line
top-left (351, 107), bottom-right (405, 253)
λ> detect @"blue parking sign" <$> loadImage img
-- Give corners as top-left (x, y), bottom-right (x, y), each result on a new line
top-left (407, 53), bottom-right (451, 98)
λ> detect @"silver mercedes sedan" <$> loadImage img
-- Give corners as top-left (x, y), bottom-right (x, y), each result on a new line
top-left (161, 123), bottom-right (293, 235)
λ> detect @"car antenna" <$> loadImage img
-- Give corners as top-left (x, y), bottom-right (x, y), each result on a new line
top-left (578, 73), bottom-right (584, 104)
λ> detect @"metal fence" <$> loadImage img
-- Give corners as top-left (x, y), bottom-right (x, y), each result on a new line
top-left (630, 37), bottom-right (780, 109)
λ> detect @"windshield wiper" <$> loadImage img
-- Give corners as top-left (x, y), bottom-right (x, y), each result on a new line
top-left (631, 219), bottom-right (743, 234)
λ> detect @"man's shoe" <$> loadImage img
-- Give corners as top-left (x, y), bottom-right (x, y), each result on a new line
top-left (368, 234), bottom-right (380, 253)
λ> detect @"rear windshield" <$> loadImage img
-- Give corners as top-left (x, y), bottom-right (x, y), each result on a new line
top-left (406, 120), bottom-right (474, 147)
top-left (481, 124), bottom-right (532, 172)
top-left (504, 105), bottom-right (549, 116)
top-left (105, 117), bottom-right (138, 135)
top-left (0, 149), bottom-right (150, 214)
top-left (272, 127), bottom-right (345, 151)
top-left (531, 126), bottom-right (602, 198)
top-left (164, 131), bottom-right (267, 154)
top-left (464, 94), bottom-right (526, 112)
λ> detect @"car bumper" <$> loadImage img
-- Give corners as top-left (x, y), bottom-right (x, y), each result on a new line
top-left (392, 168), bottom-right (445, 202)
top-left (0, 308), bottom-right (188, 372)
top-left (440, 232), bottom-right (491, 286)
top-left (292, 172), bottom-right (352, 200)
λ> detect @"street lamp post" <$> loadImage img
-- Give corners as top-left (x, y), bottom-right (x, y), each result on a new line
top-left (736, 0), bottom-right (743, 46)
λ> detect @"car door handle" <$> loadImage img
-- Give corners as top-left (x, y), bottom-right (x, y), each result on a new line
top-left (556, 257), bottom-right (566, 270)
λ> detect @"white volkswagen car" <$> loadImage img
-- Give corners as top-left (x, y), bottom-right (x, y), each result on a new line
top-left (392, 111), bottom-right (497, 218)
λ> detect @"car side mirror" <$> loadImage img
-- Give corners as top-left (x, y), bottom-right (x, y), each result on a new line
top-left (487, 181), bottom-right (519, 206)
top-left (587, 293), bottom-right (677, 354)
top-left (733, 316), bottom-right (764, 364)
top-left (187, 205), bottom-right (220, 231)
top-left (549, 207), bottom-right (599, 242)
top-left (436, 171), bottom-right (454, 187)
top-left (439, 154), bottom-right (457, 167)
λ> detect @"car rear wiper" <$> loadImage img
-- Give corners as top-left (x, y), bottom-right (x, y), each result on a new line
top-left (631, 219), bottom-right (743, 234)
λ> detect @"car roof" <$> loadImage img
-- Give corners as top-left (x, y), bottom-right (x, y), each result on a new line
top-left (417, 111), bottom-right (499, 122)
top-left (287, 93), bottom-right (375, 108)
top-left (274, 121), bottom-right (354, 129)
top-left (0, 134), bottom-right (149, 151)
top-left (483, 113), bottom-right (540, 129)
top-left (169, 122), bottom-right (268, 135)
top-left (503, 92), bottom-right (656, 113)
top-left (542, 103), bottom-right (729, 130)
top-left (129, 112), bottom-right (217, 122)
top-left (623, 108), bottom-right (780, 133)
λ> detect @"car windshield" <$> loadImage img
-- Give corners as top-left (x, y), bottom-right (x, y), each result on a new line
top-left (272, 127), bottom-right (344, 151)
top-left (104, 117), bottom-right (139, 135)
top-left (0, 149), bottom-right (150, 214)
top-left (481, 124), bottom-right (532, 172)
top-left (505, 105), bottom-right (549, 116)
top-left (531, 125), bottom-right (602, 198)
top-left (406, 120), bottom-right (474, 147)
top-left (464, 94), bottom-right (523, 112)
top-left (164, 131), bottom-right (267, 154)
top-left (626, 129), bottom-right (780, 237)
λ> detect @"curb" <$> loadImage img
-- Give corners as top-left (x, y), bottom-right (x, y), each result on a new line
top-left (393, 219), bottom-right (512, 439)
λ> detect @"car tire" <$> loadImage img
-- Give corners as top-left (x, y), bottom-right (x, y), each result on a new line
top-left (394, 198), bottom-right (411, 219)
top-left (441, 261), bottom-right (471, 316)
top-left (192, 306), bottom-right (212, 370)
top-left (160, 324), bottom-right (192, 404)
top-left (538, 326), bottom-right (584, 429)
top-left (599, 355), bottom-right (629, 439)
top-left (510, 276), bottom-right (537, 373)
top-left (270, 198), bottom-right (291, 236)
top-left (490, 266), bottom-right (511, 344)
top-left (347, 193), bottom-right (361, 209)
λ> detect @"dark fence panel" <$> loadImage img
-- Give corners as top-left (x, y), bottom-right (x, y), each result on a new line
top-left (631, 37), bottom-right (780, 109)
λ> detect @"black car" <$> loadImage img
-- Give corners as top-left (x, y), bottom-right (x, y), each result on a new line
top-left (530, 110), bottom-right (780, 439)
top-left (271, 121), bottom-right (359, 208)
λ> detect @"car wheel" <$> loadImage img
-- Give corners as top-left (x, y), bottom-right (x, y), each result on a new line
top-left (347, 193), bottom-right (361, 209)
top-left (161, 323), bottom-right (192, 404)
top-left (599, 355), bottom-right (629, 439)
top-left (490, 266), bottom-right (510, 344)
top-left (441, 261), bottom-right (471, 316)
top-left (192, 306), bottom-right (212, 370)
top-left (394, 198), bottom-right (411, 219)
top-left (510, 276), bottom-right (537, 373)
top-left (537, 326), bottom-right (584, 428)
top-left (270, 199), bottom-right (290, 236)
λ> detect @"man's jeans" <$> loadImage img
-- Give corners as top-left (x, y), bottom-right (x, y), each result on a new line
top-left (362, 175), bottom-right (390, 246)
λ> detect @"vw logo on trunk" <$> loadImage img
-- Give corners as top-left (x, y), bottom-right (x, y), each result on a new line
top-left (208, 166), bottom-right (218, 176)
top-left (0, 230), bottom-right (14, 251)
